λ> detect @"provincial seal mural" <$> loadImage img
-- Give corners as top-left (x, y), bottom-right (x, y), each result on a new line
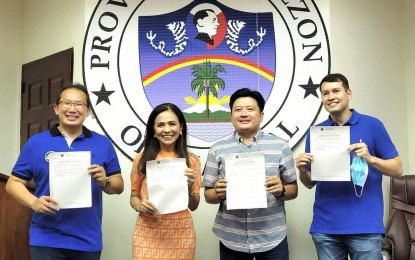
top-left (83, 0), bottom-right (330, 160)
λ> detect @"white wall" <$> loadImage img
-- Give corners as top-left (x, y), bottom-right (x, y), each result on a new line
top-left (329, 0), bottom-right (408, 169)
top-left (1, 0), bottom-right (413, 259)
top-left (0, 0), bottom-right (21, 174)
top-left (403, 0), bottom-right (415, 174)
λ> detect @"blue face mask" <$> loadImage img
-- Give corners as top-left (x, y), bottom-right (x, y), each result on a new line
top-left (350, 153), bottom-right (369, 197)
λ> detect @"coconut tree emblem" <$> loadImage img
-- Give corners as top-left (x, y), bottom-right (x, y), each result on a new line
top-left (191, 60), bottom-right (226, 119)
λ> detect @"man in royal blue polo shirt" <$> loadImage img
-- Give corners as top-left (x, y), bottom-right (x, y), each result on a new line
top-left (6, 83), bottom-right (124, 260)
top-left (295, 73), bottom-right (403, 260)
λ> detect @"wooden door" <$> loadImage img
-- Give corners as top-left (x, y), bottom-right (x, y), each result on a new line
top-left (21, 48), bottom-right (73, 148)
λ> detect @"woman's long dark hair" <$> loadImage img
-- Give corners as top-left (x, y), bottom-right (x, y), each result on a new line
top-left (137, 103), bottom-right (189, 175)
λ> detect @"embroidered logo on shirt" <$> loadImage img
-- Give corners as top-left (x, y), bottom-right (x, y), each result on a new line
top-left (44, 151), bottom-right (55, 163)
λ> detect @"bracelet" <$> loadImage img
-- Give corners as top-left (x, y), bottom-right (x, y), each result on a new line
top-left (189, 190), bottom-right (195, 196)
top-left (277, 186), bottom-right (286, 199)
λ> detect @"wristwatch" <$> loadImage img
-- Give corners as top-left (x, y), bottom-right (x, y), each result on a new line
top-left (277, 186), bottom-right (286, 199)
top-left (104, 177), bottom-right (111, 187)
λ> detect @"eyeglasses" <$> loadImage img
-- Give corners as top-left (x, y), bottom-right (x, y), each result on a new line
top-left (59, 100), bottom-right (88, 110)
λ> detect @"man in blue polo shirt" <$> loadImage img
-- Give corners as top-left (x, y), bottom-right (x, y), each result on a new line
top-left (203, 88), bottom-right (298, 260)
top-left (295, 73), bottom-right (403, 260)
top-left (6, 83), bottom-right (124, 260)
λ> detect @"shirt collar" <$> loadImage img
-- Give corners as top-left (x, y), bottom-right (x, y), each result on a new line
top-left (233, 129), bottom-right (262, 144)
top-left (328, 109), bottom-right (360, 126)
top-left (50, 124), bottom-right (92, 138)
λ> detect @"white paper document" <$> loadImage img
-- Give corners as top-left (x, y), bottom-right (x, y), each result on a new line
top-left (49, 151), bottom-right (92, 209)
top-left (225, 153), bottom-right (267, 210)
top-left (310, 126), bottom-right (350, 181)
top-left (146, 158), bottom-right (188, 214)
